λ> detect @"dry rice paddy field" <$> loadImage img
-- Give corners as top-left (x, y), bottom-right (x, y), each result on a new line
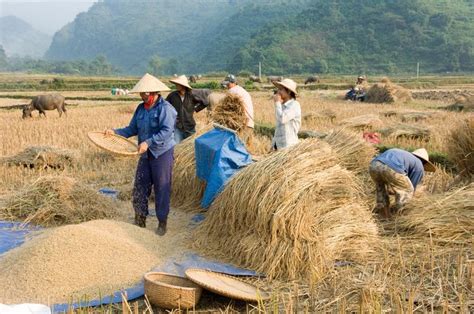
top-left (0, 74), bottom-right (472, 313)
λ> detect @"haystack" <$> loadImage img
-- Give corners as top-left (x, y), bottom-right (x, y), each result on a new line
top-left (447, 117), bottom-right (474, 179)
top-left (211, 93), bottom-right (248, 133)
top-left (340, 114), bottom-right (383, 130)
top-left (0, 176), bottom-right (117, 226)
top-left (323, 129), bottom-right (376, 174)
top-left (400, 111), bottom-right (435, 122)
top-left (0, 220), bottom-right (176, 304)
top-left (194, 140), bottom-right (379, 280)
top-left (422, 165), bottom-right (457, 194)
top-left (303, 109), bottom-right (337, 123)
top-left (396, 184), bottom-right (473, 244)
top-left (2, 146), bottom-right (77, 169)
top-left (445, 93), bottom-right (474, 112)
top-left (366, 77), bottom-right (412, 103)
top-left (379, 123), bottom-right (431, 140)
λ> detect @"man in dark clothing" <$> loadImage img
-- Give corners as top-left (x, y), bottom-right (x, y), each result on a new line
top-left (369, 148), bottom-right (436, 217)
top-left (167, 75), bottom-right (211, 143)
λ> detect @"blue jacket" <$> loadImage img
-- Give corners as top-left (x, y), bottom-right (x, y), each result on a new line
top-left (373, 148), bottom-right (424, 189)
top-left (115, 97), bottom-right (177, 158)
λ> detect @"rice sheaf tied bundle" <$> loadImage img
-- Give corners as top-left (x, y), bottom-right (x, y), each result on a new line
top-left (194, 139), bottom-right (379, 281)
top-left (396, 183), bottom-right (474, 244)
top-left (0, 176), bottom-right (117, 226)
top-left (211, 93), bottom-right (248, 132)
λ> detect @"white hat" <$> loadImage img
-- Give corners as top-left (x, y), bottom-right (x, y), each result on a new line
top-left (412, 148), bottom-right (436, 172)
top-left (169, 75), bottom-right (192, 90)
top-left (129, 73), bottom-right (170, 93)
top-left (273, 78), bottom-right (298, 96)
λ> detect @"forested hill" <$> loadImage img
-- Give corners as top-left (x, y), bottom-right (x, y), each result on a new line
top-left (45, 0), bottom-right (474, 75)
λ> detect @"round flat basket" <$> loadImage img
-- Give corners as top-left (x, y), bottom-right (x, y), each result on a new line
top-left (144, 272), bottom-right (202, 310)
top-left (185, 269), bottom-right (270, 302)
top-left (87, 131), bottom-right (138, 156)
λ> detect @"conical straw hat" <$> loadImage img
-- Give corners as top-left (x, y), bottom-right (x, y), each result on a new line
top-left (273, 78), bottom-right (298, 96)
top-left (130, 73), bottom-right (170, 93)
top-left (170, 75), bottom-right (192, 90)
top-left (412, 148), bottom-right (436, 172)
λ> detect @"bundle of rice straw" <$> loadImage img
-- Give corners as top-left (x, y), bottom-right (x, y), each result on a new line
top-left (422, 165), bottom-right (457, 194)
top-left (303, 109), bottom-right (336, 123)
top-left (366, 77), bottom-right (412, 103)
top-left (379, 123), bottom-right (431, 140)
top-left (447, 117), bottom-right (474, 180)
top-left (0, 220), bottom-right (177, 304)
top-left (396, 183), bottom-right (473, 244)
top-left (0, 176), bottom-right (117, 226)
top-left (340, 114), bottom-right (383, 130)
top-left (1, 146), bottom-right (77, 169)
top-left (171, 125), bottom-right (213, 210)
top-left (211, 93), bottom-right (248, 133)
top-left (194, 140), bottom-right (379, 280)
top-left (323, 129), bottom-right (376, 174)
top-left (400, 112), bottom-right (434, 122)
top-left (445, 93), bottom-right (474, 112)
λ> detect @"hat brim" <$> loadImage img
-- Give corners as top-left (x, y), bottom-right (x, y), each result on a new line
top-left (273, 81), bottom-right (298, 96)
top-left (423, 161), bottom-right (436, 172)
top-left (169, 79), bottom-right (192, 90)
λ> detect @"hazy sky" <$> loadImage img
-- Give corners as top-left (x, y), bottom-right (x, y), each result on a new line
top-left (0, 0), bottom-right (96, 35)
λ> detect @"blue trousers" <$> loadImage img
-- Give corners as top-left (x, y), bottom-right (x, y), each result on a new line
top-left (132, 148), bottom-right (174, 222)
top-left (174, 127), bottom-right (195, 144)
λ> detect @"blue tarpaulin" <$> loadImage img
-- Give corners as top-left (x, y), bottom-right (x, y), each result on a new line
top-left (195, 128), bottom-right (253, 208)
top-left (0, 220), bottom-right (258, 312)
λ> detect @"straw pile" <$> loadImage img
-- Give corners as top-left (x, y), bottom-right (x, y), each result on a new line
top-left (366, 77), bottom-right (412, 103)
top-left (422, 165), bottom-right (457, 194)
top-left (303, 109), bottom-right (336, 123)
top-left (194, 140), bottom-right (379, 280)
top-left (340, 114), bottom-right (383, 130)
top-left (379, 123), bottom-right (431, 140)
top-left (211, 93), bottom-right (248, 132)
top-left (0, 176), bottom-right (117, 226)
top-left (0, 220), bottom-right (175, 304)
top-left (445, 93), bottom-right (474, 112)
top-left (396, 184), bottom-right (473, 244)
top-left (1, 146), bottom-right (77, 169)
top-left (447, 117), bottom-right (474, 180)
top-left (323, 129), bottom-right (376, 174)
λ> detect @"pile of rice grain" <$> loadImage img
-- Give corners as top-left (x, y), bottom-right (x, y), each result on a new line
top-left (0, 176), bottom-right (117, 226)
top-left (0, 220), bottom-right (175, 305)
top-left (194, 140), bottom-right (379, 281)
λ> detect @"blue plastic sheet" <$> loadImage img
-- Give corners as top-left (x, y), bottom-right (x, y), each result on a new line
top-left (195, 128), bottom-right (253, 208)
top-left (0, 220), bottom-right (258, 312)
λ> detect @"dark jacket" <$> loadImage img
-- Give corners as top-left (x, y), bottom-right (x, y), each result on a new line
top-left (166, 89), bottom-right (210, 134)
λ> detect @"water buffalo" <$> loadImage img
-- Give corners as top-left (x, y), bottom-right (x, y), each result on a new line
top-left (22, 94), bottom-right (67, 118)
top-left (267, 76), bottom-right (283, 83)
top-left (188, 75), bottom-right (198, 83)
top-left (249, 75), bottom-right (262, 83)
top-left (305, 75), bottom-right (320, 85)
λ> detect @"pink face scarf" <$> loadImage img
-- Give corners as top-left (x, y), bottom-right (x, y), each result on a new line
top-left (144, 93), bottom-right (158, 110)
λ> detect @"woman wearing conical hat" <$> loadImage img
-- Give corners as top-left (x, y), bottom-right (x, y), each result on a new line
top-left (369, 148), bottom-right (436, 218)
top-left (105, 73), bottom-right (176, 236)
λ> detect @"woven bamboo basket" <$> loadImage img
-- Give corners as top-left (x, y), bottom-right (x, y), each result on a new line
top-left (87, 131), bottom-right (138, 156)
top-left (144, 272), bottom-right (203, 309)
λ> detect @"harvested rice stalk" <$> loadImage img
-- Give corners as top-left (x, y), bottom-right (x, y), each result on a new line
top-left (396, 184), bottom-right (474, 244)
top-left (379, 123), bottom-right (431, 140)
top-left (422, 165), bottom-right (457, 194)
top-left (447, 117), bottom-right (474, 180)
top-left (171, 126), bottom-right (212, 211)
top-left (366, 77), bottom-right (412, 103)
top-left (340, 114), bottom-right (383, 130)
top-left (0, 176), bottom-right (117, 226)
top-left (323, 129), bottom-right (376, 174)
top-left (1, 146), bottom-right (78, 169)
top-left (211, 93), bottom-right (248, 133)
top-left (194, 140), bottom-right (379, 281)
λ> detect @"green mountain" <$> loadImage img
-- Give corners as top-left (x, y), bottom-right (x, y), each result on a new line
top-left (45, 0), bottom-right (474, 74)
top-left (0, 16), bottom-right (52, 58)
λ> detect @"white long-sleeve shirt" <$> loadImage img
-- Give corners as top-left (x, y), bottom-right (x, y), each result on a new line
top-left (228, 85), bottom-right (254, 128)
top-left (272, 99), bottom-right (301, 149)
